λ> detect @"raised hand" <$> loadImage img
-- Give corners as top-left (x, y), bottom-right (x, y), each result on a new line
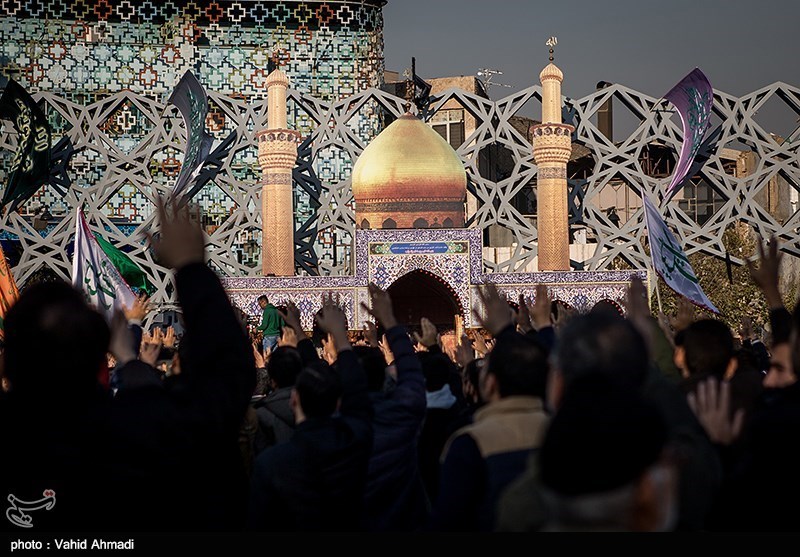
top-left (413, 317), bottom-right (439, 349)
top-left (620, 276), bottom-right (655, 354)
top-left (278, 325), bottom-right (298, 348)
top-left (455, 333), bottom-right (475, 369)
top-left (278, 300), bottom-right (306, 339)
top-left (378, 334), bottom-right (394, 365)
top-left (140, 340), bottom-right (162, 367)
top-left (360, 282), bottom-right (398, 330)
top-left (670, 297), bottom-right (696, 333)
top-left (747, 235), bottom-right (783, 309)
top-left (124, 293), bottom-right (152, 322)
top-left (529, 284), bottom-right (553, 331)
top-left (315, 296), bottom-right (351, 353)
top-left (471, 330), bottom-right (491, 357)
top-left (657, 311), bottom-right (676, 347)
top-left (147, 195), bottom-right (205, 270)
top-left (553, 304), bottom-right (575, 330)
top-left (363, 321), bottom-right (379, 348)
top-left (473, 283), bottom-right (513, 336)
top-left (687, 377), bottom-right (745, 446)
top-left (322, 334), bottom-right (338, 364)
top-left (252, 342), bottom-right (266, 368)
top-left (163, 326), bottom-right (177, 348)
top-left (624, 276), bottom-right (650, 320)
top-left (108, 310), bottom-right (137, 367)
top-left (624, 276), bottom-right (653, 348)
top-left (150, 327), bottom-right (165, 345)
top-left (315, 296), bottom-right (348, 333)
top-left (516, 294), bottom-right (533, 334)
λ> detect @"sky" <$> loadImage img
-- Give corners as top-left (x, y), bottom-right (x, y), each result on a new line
top-left (383, 0), bottom-right (800, 136)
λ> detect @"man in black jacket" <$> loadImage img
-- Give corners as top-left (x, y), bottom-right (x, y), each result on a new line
top-left (1, 198), bottom-right (256, 531)
top-left (361, 286), bottom-right (427, 532)
top-left (430, 284), bottom-right (550, 532)
top-left (247, 295), bottom-right (373, 532)
top-left (254, 345), bottom-right (303, 451)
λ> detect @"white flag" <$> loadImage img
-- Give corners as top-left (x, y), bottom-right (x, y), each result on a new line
top-left (643, 195), bottom-right (719, 314)
top-left (71, 209), bottom-right (137, 321)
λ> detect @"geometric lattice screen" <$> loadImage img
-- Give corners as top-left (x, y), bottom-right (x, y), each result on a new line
top-left (1, 81), bottom-right (799, 305)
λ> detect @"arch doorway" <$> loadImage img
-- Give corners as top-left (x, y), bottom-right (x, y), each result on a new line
top-left (386, 269), bottom-right (463, 331)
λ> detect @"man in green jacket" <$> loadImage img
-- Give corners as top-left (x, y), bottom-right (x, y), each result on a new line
top-left (257, 295), bottom-right (284, 353)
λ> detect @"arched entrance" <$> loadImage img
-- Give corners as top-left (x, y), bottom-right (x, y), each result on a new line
top-left (386, 269), bottom-right (463, 331)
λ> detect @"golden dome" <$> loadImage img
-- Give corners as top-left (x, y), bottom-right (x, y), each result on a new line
top-left (352, 113), bottom-right (467, 204)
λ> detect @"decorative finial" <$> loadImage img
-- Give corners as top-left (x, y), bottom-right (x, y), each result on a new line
top-left (269, 45), bottom-right (287, 72)
top-left (546, 36), bottom-right (558, 62)
top-left (402, 65), bottom-right (414, 107)
top-left (268, 51), bottom-right (279, 73)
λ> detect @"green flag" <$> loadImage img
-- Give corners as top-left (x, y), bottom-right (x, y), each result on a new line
top-left (93, 233), bottom-right (156, 296)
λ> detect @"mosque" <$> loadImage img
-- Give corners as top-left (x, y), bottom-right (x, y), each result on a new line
top-left (2, 0), bottom-right (795, 332)
top-left (222, 57), bottom-right (643, 333)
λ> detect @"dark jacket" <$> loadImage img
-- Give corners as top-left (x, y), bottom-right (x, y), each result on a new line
top-left (708, 381), bottom-right (800, 531)
top-left (254, 386), bottom-right (296, 451)
top-left (247, 349), bottom-right (373, 532)
top-left (528, 326), bottom-right (556, 353)
top-left (430, 396), bottom-right (549, 531)
top-left (418, 386), bottom-right (463, 501)
top-left (1, 263), bottom-right (256, 532)
top-left (644, 368), bottom-right (722, 530)
top-left (363, 325), bottom-right (428, 531)
top-left (111, 263), bottom-right (256, 530)
top-left (497, 367), bottom-right (723, 532)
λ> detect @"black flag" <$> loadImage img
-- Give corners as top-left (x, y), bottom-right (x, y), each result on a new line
top-left (168, 71), bottom-right (214, 201)
top-left (0, 80), bottom-right (51, 214)
top-left (411, 57), bottom-right (432, 112)
top-left (48, 136), bottom-right (76, 197)
top-left (185, 130), bottom-right (237, 200)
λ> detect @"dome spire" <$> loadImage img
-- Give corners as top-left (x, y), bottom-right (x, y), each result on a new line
top-left (547, 35), bottom-right (557, 62)
top-left (540, 36), bottom-right (564, 124)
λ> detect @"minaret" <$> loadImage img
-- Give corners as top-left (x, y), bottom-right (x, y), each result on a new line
top-left (531, 38), bottom-right (574, 271)
top-left (258, 68), bottom-right (301, 276)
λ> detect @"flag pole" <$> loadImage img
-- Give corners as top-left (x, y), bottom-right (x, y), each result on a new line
top-left (652, 267), bottom-right (663, 314)
top-left (640, 188), bottom-right (663, 314)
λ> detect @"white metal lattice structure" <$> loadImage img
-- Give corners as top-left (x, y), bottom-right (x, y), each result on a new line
top-left (0, 81), bottom-right (798, 304)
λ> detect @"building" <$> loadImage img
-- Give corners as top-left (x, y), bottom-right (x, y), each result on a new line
top-left (0, 2), bottom-right (798, 303)
top-left (384, 71), bottom-right (597, 271)
top-left (0, 0), bottom-right (387, 279)
top-left (227, 63), bottom-right (641, 333)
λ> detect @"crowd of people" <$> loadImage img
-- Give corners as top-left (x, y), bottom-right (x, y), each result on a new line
top-left (1, 199), bottom-right (798, 532)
